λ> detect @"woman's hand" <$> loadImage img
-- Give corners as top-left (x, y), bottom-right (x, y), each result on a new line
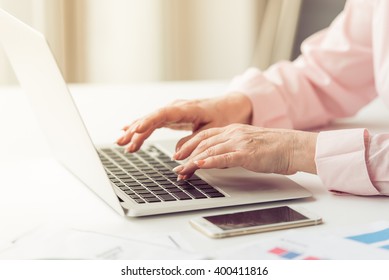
top-left (116, 93), bottom-right (252, 153)
top-left (172, 124), bottom-right (318, 180)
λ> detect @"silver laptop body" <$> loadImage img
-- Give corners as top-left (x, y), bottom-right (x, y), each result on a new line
top-left (0, 9), bottom-right (311, 217)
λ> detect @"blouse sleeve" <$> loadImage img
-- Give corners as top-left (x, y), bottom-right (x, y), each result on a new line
top-left (316, 129), bottom-right (389, 195)
top-left (227, 0), bottom-right (377, 130)
top-left (226, 0), bottom-right (389, 195)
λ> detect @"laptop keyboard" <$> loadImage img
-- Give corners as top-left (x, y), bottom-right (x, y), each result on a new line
top-left (98, 145), bottom-right (225, 204)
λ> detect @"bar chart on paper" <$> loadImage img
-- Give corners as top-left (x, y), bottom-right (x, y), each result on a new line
top-left (267, 247), bottom-right (321, 260)
top-left (346, 225), bottom-right (389, 251)
top-left (217, 221), bottom-right (389, 260)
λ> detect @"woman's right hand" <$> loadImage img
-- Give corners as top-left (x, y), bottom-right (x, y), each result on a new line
top-left (116, 92), bottom-right (252, 153)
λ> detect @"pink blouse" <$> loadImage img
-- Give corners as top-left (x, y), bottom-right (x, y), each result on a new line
top-left (227, 0), bottom-right (389, 195)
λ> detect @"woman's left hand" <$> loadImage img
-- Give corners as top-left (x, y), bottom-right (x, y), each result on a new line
top-left (172, 124), bottom-right (318, 180)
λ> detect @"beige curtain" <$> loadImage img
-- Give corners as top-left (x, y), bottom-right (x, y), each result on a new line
top-left (252, 0), bottom-right (302, 69)
top-left (0, 0), bottom-right (301, 84)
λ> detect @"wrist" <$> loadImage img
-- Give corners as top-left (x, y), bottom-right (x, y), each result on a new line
top-left (291, 131), bottom-right (318, 174)
top-left (223, 92), bottom-right (253, 125)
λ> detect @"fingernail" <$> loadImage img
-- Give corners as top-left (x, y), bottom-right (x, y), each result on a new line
top-left (172, 165), bottom-right (184, 173)
top-left (125, 143), bottom-right (135, 153)
top-left (173, 152), bottom-right (181, 160)
top-left (130, 143), bottom-right (137, 152)
top-left (116, 135), bottom-right (123, 144)
top-left (177, 175), bottom-right (183, 181)
top-left (195, 160), bottom-right (205, 167)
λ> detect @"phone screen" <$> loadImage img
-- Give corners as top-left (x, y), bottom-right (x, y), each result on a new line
top-left (204, 206), bottom-right (308, 231)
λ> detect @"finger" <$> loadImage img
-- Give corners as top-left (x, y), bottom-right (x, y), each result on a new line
top-left (174, 123), bottom-right (214, 154)
top-left (175, 134), bottom-right (193, 153)
top-left (121, 118), bottom-right (142, 133)
top-left (116, 118), bottom-right (142, 145)
top-left (116, 124), bottom-right (141, 146)
top-left (174, 127), bottom-right (223, 160)
top-left (124, 128), bottom-right (154, 153)
top-left (122, 122), bottom-right (134, 131)
top-left (185, 135), bottom-right (229, 163)
top-left (119, 106), bottom-right (201, 146)
top-left (195, 152), bottom-right (242, 169)
top-left (165, 122), bottom-right (194, 131)
top-left (136, 106), bottom-right (202, 134)
top-left (118, 108), bottom-right (184, 145)
top-left (173, 142), bottom-right (234, 176)
top-left (176, 174), bottom-right (192, 181)
top-left (121, 122), bottom-right (134, 131)
top-left (116, 128), bottom-right (134, 146)
top-left (172, 161), bottom-right (198, 180)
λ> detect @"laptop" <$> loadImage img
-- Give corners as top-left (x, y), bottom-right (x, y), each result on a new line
top-left (0, 9), bottom-right (312, 217)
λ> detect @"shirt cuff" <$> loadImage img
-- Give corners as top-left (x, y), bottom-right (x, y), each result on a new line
top-left (226, 68), bottom-right (293, 128)
top-left (315, 128), bottom-right (380, 195)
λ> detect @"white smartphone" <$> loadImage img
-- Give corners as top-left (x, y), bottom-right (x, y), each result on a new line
top-left (190, 205), bottom-right (322, 238)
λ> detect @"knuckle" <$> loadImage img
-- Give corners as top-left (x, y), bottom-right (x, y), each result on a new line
top-left (204, 146), bottom-right (215, 156)
top-left (198, 139), bottom-right (208, 149)
top-left (227, 123), bottom-right (241, 133)
top-left (198, 130), bottom-right (208, 140)
top-left (223, 153), bottom-right (233, 164)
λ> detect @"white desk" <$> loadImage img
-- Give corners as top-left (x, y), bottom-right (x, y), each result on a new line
top-left (1, 81), bottom-right (389, 257)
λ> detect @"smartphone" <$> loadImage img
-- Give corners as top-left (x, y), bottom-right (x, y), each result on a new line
top-left (190, 205), bottom-right (322, 238)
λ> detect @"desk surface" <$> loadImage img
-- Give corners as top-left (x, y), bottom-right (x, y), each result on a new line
top-left (1, 81), bottom-right (389, 257)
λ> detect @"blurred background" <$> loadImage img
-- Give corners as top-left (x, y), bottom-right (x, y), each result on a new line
top-left (0, 0), bottom-right (345, 84)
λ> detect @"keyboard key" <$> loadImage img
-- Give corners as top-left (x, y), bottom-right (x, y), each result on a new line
top-left (153, 189), bottom-right (169, 195)
top-left (172, 191), bottom-right (192, 200)
top-left (117, 175), bottom-right (131, 180)
top-left (147, 186), bottom-right (164, 192)
top-left (143, 197), bottom-right (161, 203)
top-left (155, 178), bottom-right (171, 183)
top-left (206, 191), bottom-right (225, 198)
top-left (175, 180), bottom-right (190, 186)
top-left (139, 192), bottom-right (157, 199)
top-left (137, 178), bottom-right (152, 183)
top-left (167, 187), bottom-right (183, 193)
top-left (133, 198), bottom-right (146, 204)
top-left (144, 171), bottom-right (158, 175)
top-left (142, 182), bottom-right (159, 188)
top-left (158, 193), bottom-right (176, 201)
top-left (185, 189), bottom-right (207, 199)
top-left (126, 183), bottom-right (142, 189)
top-left (176, 181), bottom-right (194, 189)
top-left (160, 170), bottom-right (172, 174)
top-left (159, 181), bottom-right (174, 186)
top-left (135, 189), bottom-right (152, 195)
top-left (164, 161), bottom-right (180, 168)
top-left (130, 186), bottom-right (146, 191)
top-left (195, 184), bottom-right (214, 190)
top-left (122, 179), bottom-right (138, 184)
